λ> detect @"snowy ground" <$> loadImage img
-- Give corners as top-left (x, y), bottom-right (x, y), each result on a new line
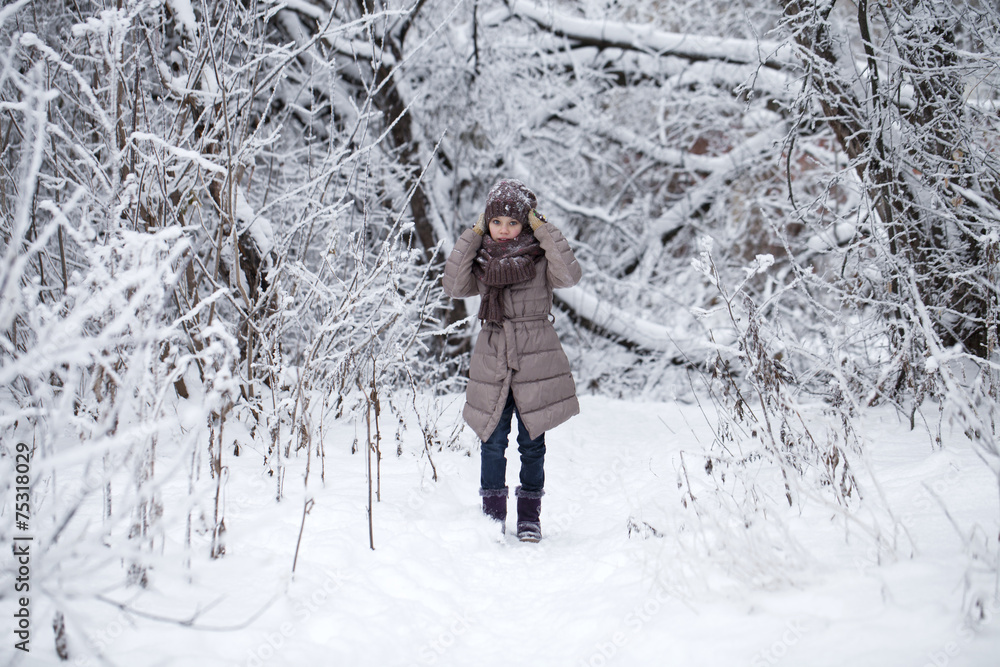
top-left (13, 394), bottom-right (1000, 667)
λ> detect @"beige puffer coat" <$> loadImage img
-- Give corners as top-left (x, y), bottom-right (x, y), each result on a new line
top-left (443, 222), bottom-right (582, 441)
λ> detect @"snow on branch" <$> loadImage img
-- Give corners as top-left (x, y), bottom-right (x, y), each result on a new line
top-left (583, 122), bottom-right (787, 277)
top-left (130, 132), bottom-right (228, 175)
top-left (596, 120), bottom-right (786, 176)
top-left (277, 3), bottom-right (404, 67)
top-left (504, 0), bottom-right (793, 68)
top-left (558, 285), bottom-right (693, 358)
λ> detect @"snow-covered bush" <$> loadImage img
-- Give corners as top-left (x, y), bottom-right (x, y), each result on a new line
top-left (0, 0), bottom-right (450, 654)
top-left (0, 3), bottom-right (240, 651)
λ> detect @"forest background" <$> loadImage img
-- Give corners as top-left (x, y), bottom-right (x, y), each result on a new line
top-left (2, 0), bottom-right (1000, 663)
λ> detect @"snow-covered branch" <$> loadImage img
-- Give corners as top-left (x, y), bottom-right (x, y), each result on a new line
top-left (503, 0), bottom-right (793, 68)
top-left (558, 285), bottom-right (695, 358)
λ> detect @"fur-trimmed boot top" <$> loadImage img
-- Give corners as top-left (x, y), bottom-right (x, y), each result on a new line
top-left (481, 487), bottom-right (508, 534)
top-left (515, 486), bottom-right (543, 543)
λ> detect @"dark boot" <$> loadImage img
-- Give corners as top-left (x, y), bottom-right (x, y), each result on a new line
top-left (515, 486), bottom-right (543, 542)
top-left (480, 487), bottom-right (508, 534)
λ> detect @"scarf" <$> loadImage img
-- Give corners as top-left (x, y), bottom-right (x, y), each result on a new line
top-left (473, 231), bottom-right (544, 324)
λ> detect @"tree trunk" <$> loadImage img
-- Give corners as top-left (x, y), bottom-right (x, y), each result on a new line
top-left (780, 0), bottom-right (994, 357)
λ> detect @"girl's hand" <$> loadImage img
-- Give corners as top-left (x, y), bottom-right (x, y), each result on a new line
top-left (528, 209), bottom-right (547, 231)
top-left (473, 213), bottom-right (486, 236)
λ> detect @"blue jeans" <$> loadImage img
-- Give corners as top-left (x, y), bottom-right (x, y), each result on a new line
top-left (480, 390), bottom-right (545, 495)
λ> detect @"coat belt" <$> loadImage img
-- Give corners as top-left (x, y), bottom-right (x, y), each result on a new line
top-left (489, 314), bottom-right (551, 372)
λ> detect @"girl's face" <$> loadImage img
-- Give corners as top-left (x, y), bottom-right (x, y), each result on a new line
top-left (489, 215), bottom-right (522, 242)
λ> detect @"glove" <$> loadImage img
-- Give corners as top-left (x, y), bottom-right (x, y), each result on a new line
top-left (473, 213), bottom-right (486, 236)
top-left (528, 209), bottom-right (547, 231)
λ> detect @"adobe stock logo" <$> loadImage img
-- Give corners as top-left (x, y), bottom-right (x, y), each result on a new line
top-left (922, 594), bottom-right (1000, 667)
top-left (750, 619), bottom-right (807, 666)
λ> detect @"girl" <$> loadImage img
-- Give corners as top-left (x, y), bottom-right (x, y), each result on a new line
top-left (443, 179), bottom-right (582, 542)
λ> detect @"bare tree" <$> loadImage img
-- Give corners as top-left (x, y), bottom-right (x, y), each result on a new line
top-left (779, 0), bottom-right (1000, 362)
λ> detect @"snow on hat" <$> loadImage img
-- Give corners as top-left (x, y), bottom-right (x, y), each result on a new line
top-left (484, 179), bottom-right (537, 227)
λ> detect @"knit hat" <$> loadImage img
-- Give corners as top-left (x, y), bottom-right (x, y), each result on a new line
top-left (484, 179), bottom-right (537, 227)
